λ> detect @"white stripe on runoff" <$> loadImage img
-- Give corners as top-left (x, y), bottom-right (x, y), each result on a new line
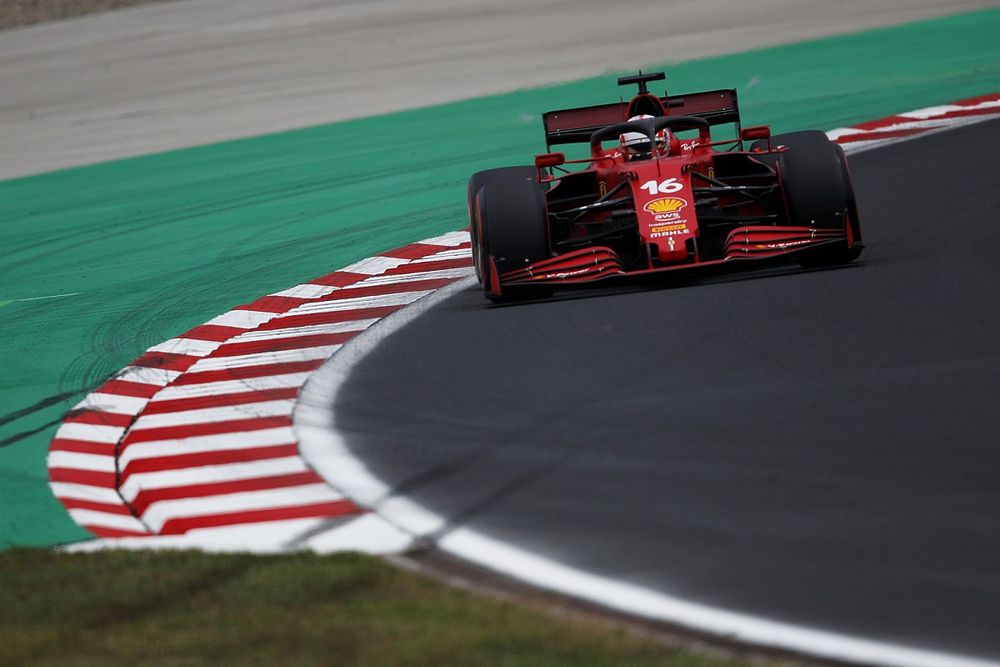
top-left (204, 310), bottom-right (276, 329)
top-left (147, 337), bottom-right (223, 357)
top-left (278, 290), bottom-right (429, 315)
top-left (117, 428), bottom-right (297, 467)
top-left (119, 457), bottom-right (310, 501)
top-left (47, 451), bottom-right (118, 473)
top-left (52, 422), bottom-right (126, 444)
top-left (899, 98), bottom-right (1000, 119)
top-left (227, 319), bottom-right (380, 343)
top-left (72, 392), bottom-right (149, 416)
top-left (831, 115), bottom-right (1000, 142)
top-left (67, 509), bottom-right (148, 532)
top-left (340, 256), bottom-right (410, 275)
top-left (419, 231), bottom-right (470, 246)
top-left (413, 248), bottom-right (473, 262)
top-left (152, 373), bottom-right (315, 400)
top-left (270, 283), bottom-right (340, 299)
top-left (186, 346), bottom-right (344, 372)
top-left (112, 365), bottom-right (183, 386)
top-left (141, 483), bottom-right (341, 533)
top-left (344, 266), bottom-right (470, 287)
top-left (50, 483), bottom-right (126, 504)
top-left (130, 400), bottom-right (296, 430)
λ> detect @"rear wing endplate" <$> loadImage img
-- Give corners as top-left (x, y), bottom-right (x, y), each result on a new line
top-left (543, 89), bottom-right (740, 148)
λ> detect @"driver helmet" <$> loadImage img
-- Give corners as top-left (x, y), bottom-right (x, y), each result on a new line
top-left (620, 115), bottom-right (669, 159)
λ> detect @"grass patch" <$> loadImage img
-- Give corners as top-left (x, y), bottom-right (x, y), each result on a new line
top-left (0, 549), bottom-right (742, 667)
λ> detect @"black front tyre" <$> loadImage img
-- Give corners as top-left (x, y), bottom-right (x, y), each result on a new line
top-left (476, 176), bottom-right (550, 302)
top-left (760, 131), bottom-right (863, 267)
top-left (467, 167), bottom-right (537, 282)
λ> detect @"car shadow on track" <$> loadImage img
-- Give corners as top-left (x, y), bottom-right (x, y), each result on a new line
top-left (476, 258), bottom-right (867, 309)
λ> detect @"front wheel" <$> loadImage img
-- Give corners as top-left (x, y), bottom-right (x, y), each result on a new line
top-left (769, 131), bottom-right (863, 267)
top-left (468, 167), bottom-right (537, 282)
top-left (475, 176), bottom-right (550, 302)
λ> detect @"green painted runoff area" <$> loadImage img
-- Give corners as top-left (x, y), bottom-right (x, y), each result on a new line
top-left (1, 10), bottom-right (998, 548)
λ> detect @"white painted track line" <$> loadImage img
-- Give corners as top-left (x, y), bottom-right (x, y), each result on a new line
top-left (295, 275), bottom-right (999, 667)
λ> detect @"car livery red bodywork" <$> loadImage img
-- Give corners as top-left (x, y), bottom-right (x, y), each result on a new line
top-left (468, 72), bottom-right (863, 302)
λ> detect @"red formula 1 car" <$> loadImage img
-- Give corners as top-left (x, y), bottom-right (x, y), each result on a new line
top-left (467, 71), bottom-right (863, 302)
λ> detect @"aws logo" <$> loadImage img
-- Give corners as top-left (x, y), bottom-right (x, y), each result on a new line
top-left (643, 197), bottom-right (688, 214)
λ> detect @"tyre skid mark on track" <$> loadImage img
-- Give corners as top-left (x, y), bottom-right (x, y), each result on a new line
top-left (47, 94), bottom-right (1000, 549)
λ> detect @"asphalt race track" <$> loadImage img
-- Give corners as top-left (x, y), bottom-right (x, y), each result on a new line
top-left (333, 118), bottom-right (1000, 659)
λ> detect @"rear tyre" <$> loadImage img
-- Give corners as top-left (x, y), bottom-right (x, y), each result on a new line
top-left (476, 176), bottom-right (551, 302)
top-left (468, 167), bottom-right (537, 282)
top-left (758, 131), bottom-right (863, 267)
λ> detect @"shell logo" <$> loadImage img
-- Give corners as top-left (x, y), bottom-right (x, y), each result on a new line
top-left (644, 197), bottom-right (687, 214)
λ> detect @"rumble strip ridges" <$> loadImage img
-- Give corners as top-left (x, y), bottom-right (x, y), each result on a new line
top-left (827, 92), bottom-right (1000, 151)
top-left (47, 94), bottom-right (1000, 548)
top-left (48, 231), bottom-right (473, 545)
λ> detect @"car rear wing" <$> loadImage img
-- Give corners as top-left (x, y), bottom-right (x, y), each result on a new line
top-left (543, 89), bottom-right (740, 148)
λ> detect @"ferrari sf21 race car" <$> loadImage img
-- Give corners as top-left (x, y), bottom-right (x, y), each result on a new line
top-left (467, 71), bottom-right (863, 302)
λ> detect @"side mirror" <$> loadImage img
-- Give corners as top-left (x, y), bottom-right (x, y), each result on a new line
top-left (740, 125), bottom-right (771, 148)
top-left (534, 152), bottom-right (565, 168)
